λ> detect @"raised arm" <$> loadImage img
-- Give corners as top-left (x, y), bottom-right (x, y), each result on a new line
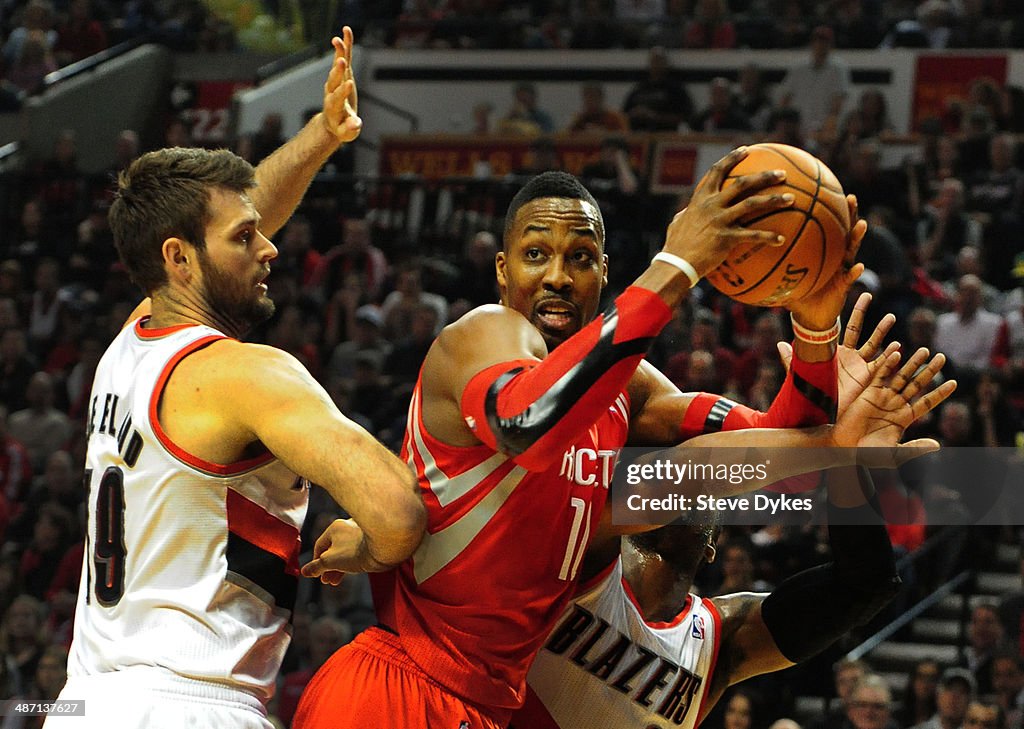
top-left (701, 466), bottom-right (900, 722)
top-left (250, 27), bottom-right (362, 237)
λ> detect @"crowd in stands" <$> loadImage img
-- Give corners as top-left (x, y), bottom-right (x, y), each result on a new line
top-left (0, 1), bottom-right (1023, 727)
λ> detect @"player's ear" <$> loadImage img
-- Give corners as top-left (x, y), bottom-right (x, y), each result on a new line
top-left (163, 238), bottom-right (194, 280)
top-left (704, 542), bottom-right (717, 564)
top-left (601, 253), bottom-right (609, 287)
top-left (496, 250), bottom-right (508, 289)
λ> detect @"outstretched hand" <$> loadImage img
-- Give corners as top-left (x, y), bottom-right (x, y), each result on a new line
top-left (321, 26), bottom-right (362, 143)
top-left (787, 194), bottom-right (867, 330)
top-left (832, 345), bottom-right (957, 465)
top-left (778, 291), bottom-right (901, 414)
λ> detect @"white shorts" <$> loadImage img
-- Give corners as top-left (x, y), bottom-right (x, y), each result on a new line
top-left (43, 669), bottom-right (273, 729)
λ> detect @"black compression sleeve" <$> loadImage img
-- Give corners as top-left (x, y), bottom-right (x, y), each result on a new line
top-left (760, 470), bottom-right (901, 663)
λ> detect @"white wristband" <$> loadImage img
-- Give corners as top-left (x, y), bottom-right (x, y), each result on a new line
top-left (791, 314), bottom-right (841, 344)
top-left (652, 252), bottom-right (700, 288)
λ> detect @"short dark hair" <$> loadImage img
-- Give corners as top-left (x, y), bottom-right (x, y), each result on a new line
top-left (502, 171), bottom-right (604, 248)
top-left (109, 147), bottom-right (256, 294)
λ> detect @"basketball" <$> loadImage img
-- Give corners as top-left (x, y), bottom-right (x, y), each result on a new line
top-left (703, 143), bottom-right (851, 307)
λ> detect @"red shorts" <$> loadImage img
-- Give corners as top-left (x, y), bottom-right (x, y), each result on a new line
top-left (292, 627), bottom-right (511, 729)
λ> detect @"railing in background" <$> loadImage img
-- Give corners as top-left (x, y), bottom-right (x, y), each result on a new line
top-left (255, 45), bottom-right (319, 84)
top-left (43, 37), bottom-right (149, 89)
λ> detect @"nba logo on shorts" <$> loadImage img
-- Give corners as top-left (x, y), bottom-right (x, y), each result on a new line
top-left (691, 615), bottom-right (705, 640)
top-left (459, 722), bottom-right (471, 729)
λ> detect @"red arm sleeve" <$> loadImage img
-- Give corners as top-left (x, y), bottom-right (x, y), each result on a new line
top-left (678, 349), bottom-right (837, 492)
top-left (460, 286), bottom-right (671, 472)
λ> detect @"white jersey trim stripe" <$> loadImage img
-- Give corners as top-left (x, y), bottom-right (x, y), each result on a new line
top-left (408, 382), bottom-right (509, 508)
top-left (147, 334), bottom-right (275, 477)
top-left (412, 463), bottom-right (527, 584)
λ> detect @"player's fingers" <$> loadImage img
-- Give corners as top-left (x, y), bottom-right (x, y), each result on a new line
top-left (719, 170), bottom-right (789, 210)
top-left (777, 341), bottom-right (793, 373)
top-left (321, 570), bottom-right (346, 587)
top-left (843, 292), bottom-right (872, 348)
top-left (843, 262), bottom-right (865, 288)
top-left (901, 352), bottom-right (946, 403)
top-left (845, 218), bottom-right (868, 264)
top-left (860, 312), bottom-right (896, 360)
top-left (910, 378), bottom-right (957, 422)
top-left (870, 349), bottom-right (902, 387)
top-left (846, 194), bottom-right (859, 226)
top-left (719, 225), bottom-right (787, 249)
top-left (891, 347), bottom-right (930, 393)
top-left (324, 52), bottom-right (346, 95)
top-left (894, 438), bottom-right (941, 466)
top-left (300, 559), bottom-right (324, 578)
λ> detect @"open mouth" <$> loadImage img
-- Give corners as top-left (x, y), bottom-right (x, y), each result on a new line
top-left (535, 299), bottom-right (577, 331)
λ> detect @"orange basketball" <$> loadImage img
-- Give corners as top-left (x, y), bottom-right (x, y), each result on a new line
top-left (703, 143), bottom-right (851, 307)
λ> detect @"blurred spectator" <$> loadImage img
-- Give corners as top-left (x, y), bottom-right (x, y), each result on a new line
top-left (732, 310), bottom-right (785, 399)
top-left (832, 0), bottom-right (883, 49)
top-left (314, 216), bottom-right (389, 304)
top-left (32, 131), bottom-right (85, 242)
top-left (251, 112), bottom-right (285, 165)
top-left (53, 0), bottom-right (108, 66)
top-left (326, 304), bottom-right (392, 383)
top-left (275, 214), bottom-right (322, 288)
top-left (910, 667), bottom-right (976, 729)
top-left (683, 0), bottom-right (737, 49)
top-left (765, 106), bottom-right (806, 149)
top-left (383, 302), bottom-right (441, 389)
top-left (0, 596), bottom-right (47, 693)
top-left (26, 259), bottom-right (63, 357)
top-left (0, 405), bottom-right (31, 507)
top-left (470, 100), bottom-right (494, 134)
top-left (451, 231), bottom-right (499, 307)
top-left (949, 0), bottom-right (1003, 49)
top-left (7, 372), bottom-right (72, 472)
top-left (16, 502), bottom-right (75, 601)
top-left (846, 674), bottom-right (898, 729)
top-left (835, 139), bottom-right (907, 222)
top-left (935, 274), bottom-right (1004, 374)
top-left (4, 33), bottom-right (57, 96)
top-left (2, 643), bottom-right (67, 729)
top-left (961, 602), bottom-right (1012, 696)
top-left (777, 25), bottom-right (849, 137)
top-left (622, 46), bottom-right (693, 132)
top-left (691, 77), bottom-right (752, 133)
top-left (569, 0), bottom-right (617, 49)
top-left (513, 137), bottom-right (561, 176)
top-left (498, 82), bottom-right (555, 135)
top-left (567, 82), bottom-right (629, 134)
top-left (772, 0), bottom-right (811, 48)
top-left (0, 330), bottom-right (38, 413)
top-left (840, 88), bottom-right (895, 142)
top-left (613, 0), bottom-right (665, 47)
top-left (942, 246), bottom-right (1002, 313)
top-left (990, 652), bottom-right (1023, 729)
top-left (713, 538), bottom-right (771, 595)
top-left (2, 1), bottom-right (57, 68)
top-left (163, 115), bottom-right (193, 148)
top-left (880, 0), bottom-right (955, 49)
top-left (917, 179), bottom-right (984, 279)
top-left (381, 264), bottom-right (448, 339)
top-left (108, 129), bottom-right (140, 176)
top-left (393, 0), bottom-right (441, 49)
top-left (7, 450), bottom-right (81, 547)
top-left (967, 133), bottom-right (1024, 222)
top-left (971, 369), bottom-right (1018, 447)
top-left (736, 63), bottom-right (774, 133)
top-left (898, 659), bottom-right (943, 729)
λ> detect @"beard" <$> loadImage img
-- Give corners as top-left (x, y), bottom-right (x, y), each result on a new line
top-left (196, 251), bottom-right (275, 334)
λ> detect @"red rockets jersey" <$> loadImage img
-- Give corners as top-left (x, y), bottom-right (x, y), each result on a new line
top-left (512, 558), bottom-right (722, 728)
top-left (370, 378), bottom-right (631, 712)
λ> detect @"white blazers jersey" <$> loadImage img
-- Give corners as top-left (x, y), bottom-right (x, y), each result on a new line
top-left (516, 558), bottom-right (721, 729)
top-left (67, 318), bottom-right (308, 701)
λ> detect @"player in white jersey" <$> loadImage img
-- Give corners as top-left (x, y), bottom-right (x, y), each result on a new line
top-left (513, 300), bottom-right (949, 728)
top-left (45, 27), bottom-right (426, 729)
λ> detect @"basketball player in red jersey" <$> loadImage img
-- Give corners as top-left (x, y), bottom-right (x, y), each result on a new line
top-left (294, 155), bottom-right (937, 728)
top-left (513, 296), bottom-right (955, 728)
top-left (46, 29), bottom-right (425, 729)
